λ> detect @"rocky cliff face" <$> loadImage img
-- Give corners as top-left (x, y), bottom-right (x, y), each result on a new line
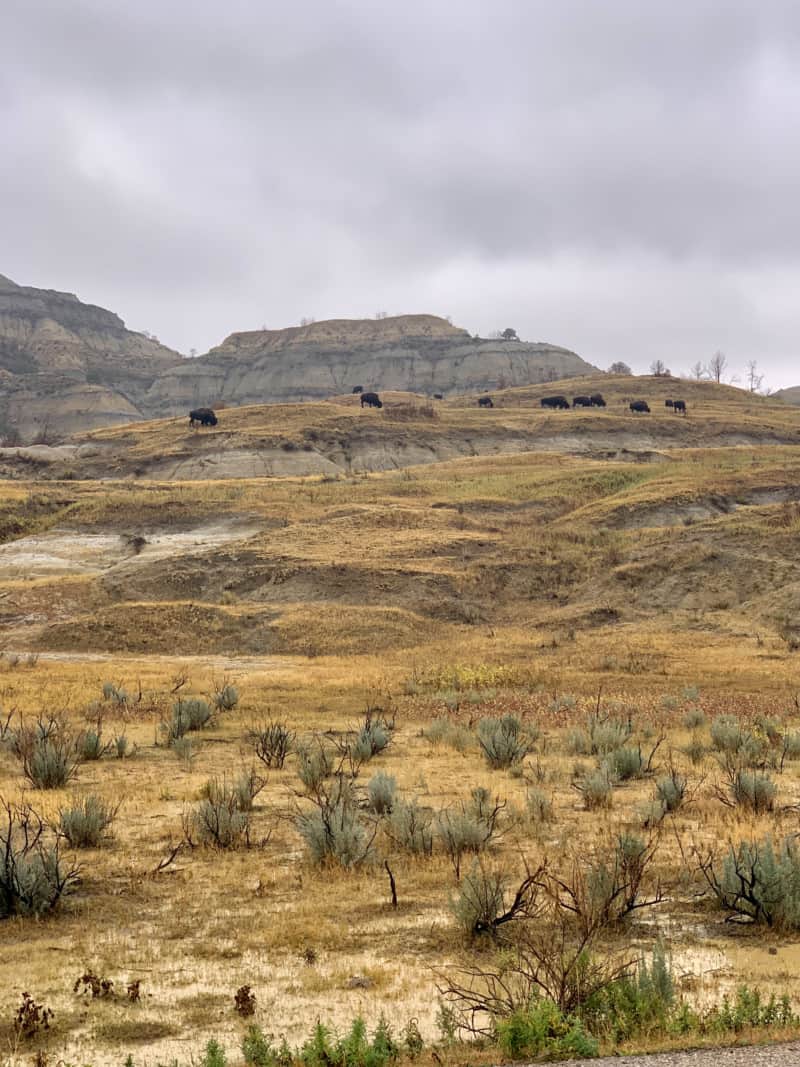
top-left (0, 274), bottom-right (182, 442)
top-left (0, 275), bottom-right (600, 440)
top-left (145, 314), bottom-right (598, 413)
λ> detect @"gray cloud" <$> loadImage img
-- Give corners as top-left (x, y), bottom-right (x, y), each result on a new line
top-left (3, 1), bottom-right (800, 385)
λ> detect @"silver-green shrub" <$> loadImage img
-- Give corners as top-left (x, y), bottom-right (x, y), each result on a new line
top-left (450, 861), bottom-right (505, 937)
top-left (477, 715), bottom-right (537, 769)
top-left (367, 772), bottom-right (397, 815)
top-left (59, 794), bottom-right (117, 847)
top-left (296, 778), bottom-right (373, 867)
top-left (386, 799), bottom-right (434, 856)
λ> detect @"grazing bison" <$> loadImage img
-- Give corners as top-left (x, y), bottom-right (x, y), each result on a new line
top-left (573, 396), bottom-right (592, 407)
top-left (590, 394), bottom-right (606, 407)
top-left (352, 386), bottom-right (363, 394)
top-left (189, 408), bottom-right (218, 427)
top-left (630, 401), bottom-right (650, 414)
top-left (540, 395), bottom-right (570, 410)
top-left (478, 396), bottom-right (494, 408)
top-left (360, 391), bottom-right (383, 409)
top-left (665, 399), bottom-right (674, 408)
top-left (433, 393), bottom-right (443, 400)
top-left (673, 399), bottom-right (687, 414)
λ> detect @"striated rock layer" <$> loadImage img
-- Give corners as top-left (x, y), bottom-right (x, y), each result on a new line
top-left (146, 314), bottom-right (597, 413)
top-left (0, 273), bottom-right (599, 440)
top-left (0, 274), bottom-right (182, 442)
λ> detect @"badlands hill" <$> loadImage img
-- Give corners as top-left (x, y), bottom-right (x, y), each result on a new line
top-left (0, 273), bottom-right (182, 441)
top-left (0, 273), bottom-right (598, 441)
top-left (775, 385), bottom-right (800, 406)
top-left (144, 314), bottom-right (598, 414)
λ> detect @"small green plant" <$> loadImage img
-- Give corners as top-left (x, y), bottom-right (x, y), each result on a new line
top-left (295, 739), bottom-right (335, 793)
top-left (59, 794), bottom-right (118, 847)
top-left (77, 727), bottom-right (111, 762)
top-left (201, 1039), bottom-right (227, 1067)
top-left (496, 1001), bottom-right (599, 1059)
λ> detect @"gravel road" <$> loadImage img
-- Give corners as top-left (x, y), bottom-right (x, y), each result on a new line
top-left (560, 1042), bottom-right (800, 1066)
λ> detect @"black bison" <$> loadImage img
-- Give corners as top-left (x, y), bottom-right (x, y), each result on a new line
top-left (433, 393), bottom-right (443, 400)
top-left (189, 408), bottom-right (218, 427)
top-left (673, 399), bottom-right (687, 414)
top-left (360, 391), bottom-right (383, 409)
top-left (590, 394), bottom-right (606, 407)
top-left (665, 399), bottom-right (674, 408)
top-left (630, 401), bottom-right (650, 414)
top-left (352, 386), bottom-right (363, 394)
top-left (541, 395), bottom-right (570, 410)
top-left (573, 396), bottom-right (592, 407)
top-left (478, 396), bottom-right (494, 408)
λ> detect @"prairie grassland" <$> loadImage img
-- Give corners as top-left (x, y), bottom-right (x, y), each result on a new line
top-left (2, 389), bottom-right (800, 1063)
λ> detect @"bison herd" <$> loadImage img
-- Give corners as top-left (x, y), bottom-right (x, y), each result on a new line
top-left (188, 388), bottom-right (689, 431)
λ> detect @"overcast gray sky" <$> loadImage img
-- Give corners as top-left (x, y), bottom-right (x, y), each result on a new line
top-left (3, 1), bottom-right (800, 386)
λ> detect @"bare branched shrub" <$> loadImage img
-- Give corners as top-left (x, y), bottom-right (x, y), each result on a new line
top-left (250, 720), bottom-right (295, 769)
top-left (451, 861), bottom-right (544, 938)
top-left (698, 835), bottom-right (800, 928)
top-left (0, 798), bottom-right (80, 917)
top-left (477, 715), bottom-right (537, 770)
top-left (58, 794), bottom-right (118, 847)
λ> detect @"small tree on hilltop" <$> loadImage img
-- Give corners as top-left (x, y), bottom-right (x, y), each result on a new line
top-left (608, 361), bottom-right (632, 375)
top-left (650, 360), bottom-right (671, 377)
top-left (688, 361), bottom-right (706, 380)
top-left (746, 360), bottom-right (765, 393)
top-left (707, 350), bottom-right (728, 383)
top-left (501, 327), bottom-right (519, 341)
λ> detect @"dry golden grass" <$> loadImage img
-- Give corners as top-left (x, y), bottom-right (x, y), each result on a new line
top-left (2, 384), bottom-right (800, 1062)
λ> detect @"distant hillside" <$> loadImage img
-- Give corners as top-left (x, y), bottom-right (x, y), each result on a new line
top-left (0, 275), bottom-right (598, 441)
top-left (775, 386), bottom-right (800, 406)
top-left (144, 314), bottom-right (598, 414)
top-left (0, 274), bottom-right (182, 442)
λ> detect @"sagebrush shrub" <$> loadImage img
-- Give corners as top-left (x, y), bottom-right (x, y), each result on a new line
top-left (59, 794), bottom-right (117, 847)
top-left (729, 770), bottom-right (777, 813)
top-left (707, 835), bottom-right (800, 928)
top-left (477, 715), bottom-right (536, 769)
top-left (350, 715), bottom-right (392, 764)
top-left (575, 767), bottom-right (613, 810)
top-left (655, 770), bottom-right (686, 813)
top-left (525, 787), bottom-right (553, 824)
top-left (77, 729), bottom-right (110, 762)
top-left (606, 745), bottom-right (644, 781)
top-left (422, 718), bottom-right (472, 752)
top-left (385, 799), bottom-right (434, 856)
top-left (189, 791), bottom-right (250, 849)
top-left (296, 740), bottom-right (335, 793)
top-left (437, 788), bottom-right (503, 876)
top-left (0, 799), bottom-right (79, 917)
top-left (367, 772), bottom-right (397, 815)
top-left (450, 861), bottom-right (505, 936)
top-left (296, 778), bottom-right (373, 867)
top-left (213, 684), bottom-right (239, 711)
top-left (21, 734), bottom-right (78, 789)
